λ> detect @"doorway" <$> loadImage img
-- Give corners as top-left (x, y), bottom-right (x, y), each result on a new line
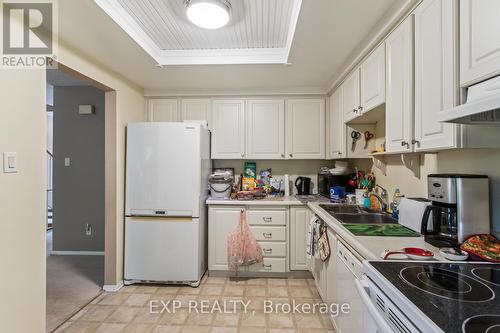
top-left (45, 66), bottom-right (109, 332)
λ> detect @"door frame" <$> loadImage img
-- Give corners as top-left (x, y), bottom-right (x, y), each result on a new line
top-left (48, 60), bottom-right (117, 286)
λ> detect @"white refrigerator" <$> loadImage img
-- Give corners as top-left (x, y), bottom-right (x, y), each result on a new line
top-left (124, 122), bottom-right (211, 286)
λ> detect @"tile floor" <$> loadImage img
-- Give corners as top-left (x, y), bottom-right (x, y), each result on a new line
top-left (54, 276), bottom-right (335, 333)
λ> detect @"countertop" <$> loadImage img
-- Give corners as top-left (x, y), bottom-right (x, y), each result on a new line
top-left (206, 196), bottom-right (448, 261)
top-left (207, 195), bottom-right (308, 206)
top-left (307, 202), bottom-right (446, 261)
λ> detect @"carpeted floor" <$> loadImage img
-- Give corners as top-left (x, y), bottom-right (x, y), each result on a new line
top-left (46, 230), bottom-right (104, 332)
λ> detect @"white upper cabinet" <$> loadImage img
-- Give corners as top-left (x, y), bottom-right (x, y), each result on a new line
top-left (385, 17), bottom-right (414, 153)
top-left (180, 99), bottom-right (211, 127)
top-left (147, 99), bottom-right (179, 122)
top-left (360, 43), bottom-right (386, 113)
top-left (328, 89), bottom-right (346, 158)
top-left (246, 99), bottom-right (285, 159)
top-left (342, 70), bottom-right (361, 122)
top-left (460, 0), bottom-right (500, 86)
top-left (286, 99), bottom-right (326, 159)
top-left (211, 99), bottom-right (245, 159)
top-left (414, 0), bottom-right (458, 151)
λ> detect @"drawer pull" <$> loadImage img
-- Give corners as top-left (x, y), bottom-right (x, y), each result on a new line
top-left (263, 264), bottom-right (273, 270)
top-left (263, 248), bottom-right (273, 254)
top-left (263, 233), bottom-right (273, 238)
top-left (262, 217), bottom-right (273, 222)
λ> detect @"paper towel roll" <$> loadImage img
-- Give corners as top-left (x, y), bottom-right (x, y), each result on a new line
top-left (284, 174), bottom-right (290, 196)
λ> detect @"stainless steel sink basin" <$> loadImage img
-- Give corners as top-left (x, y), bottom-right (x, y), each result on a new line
top-left (333, 213), bottom-right (397, 225)
top-left (318, 204), bottom-right (398, 224)
top-left (318, 204), bottom-right (360, 214)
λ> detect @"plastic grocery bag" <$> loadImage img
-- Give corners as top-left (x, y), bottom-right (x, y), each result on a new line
top-left (227, 210), bottom-right (263, 272)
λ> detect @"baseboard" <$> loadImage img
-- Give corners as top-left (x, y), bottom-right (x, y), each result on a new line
top-left (103, 280), bottom-right (124, 292)
top-left (50, 250), bottom-right (105, 256)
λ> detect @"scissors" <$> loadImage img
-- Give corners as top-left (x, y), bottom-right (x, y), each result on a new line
top-left (351, 131), bottom-right (361, 151)
top-left (364, 131), bottom-right (375, 149)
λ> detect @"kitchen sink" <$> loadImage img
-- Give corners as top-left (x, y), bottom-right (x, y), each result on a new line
top-left (318, 204), bottom-right (398, 225)
top-left (333, 213), bottom-right (397, 224)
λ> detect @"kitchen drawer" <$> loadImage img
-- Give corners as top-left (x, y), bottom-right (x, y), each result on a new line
top-left (258, 242), bottom-right (286, 257)
top-left (251, 226), bottom-right (286, 241)
top-left (247, 210), bottom-right (286, 226)
top-left (248, 257), bottom-right (286, 273)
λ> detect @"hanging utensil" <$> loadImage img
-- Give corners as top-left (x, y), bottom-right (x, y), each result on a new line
top-left (351, 131), bottom-right (361, 152)
top-left (364, 131), bottom-right (375, 149)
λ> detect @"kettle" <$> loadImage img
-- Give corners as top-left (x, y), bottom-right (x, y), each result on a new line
top-left (295, 177), bottom-right (311, 195)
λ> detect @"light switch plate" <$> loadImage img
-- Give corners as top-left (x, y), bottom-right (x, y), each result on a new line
top-left (3, 152), bottom-right (18, 173)
top-left (64, 157), bottom-right (71, 167)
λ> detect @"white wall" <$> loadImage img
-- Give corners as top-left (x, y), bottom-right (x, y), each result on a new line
top-left (0, 69), bottom-right (46, 332)
top-left (372, 149), bottom-right (500, 238)
top-left (57, 41), bottom-right (146, 284)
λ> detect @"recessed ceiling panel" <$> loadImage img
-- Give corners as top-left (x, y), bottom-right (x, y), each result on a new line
top-left (95, 0), bottom-right (302, 65)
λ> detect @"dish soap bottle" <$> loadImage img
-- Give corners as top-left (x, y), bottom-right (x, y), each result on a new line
top-left (391, 188), bottom-right (403, 220)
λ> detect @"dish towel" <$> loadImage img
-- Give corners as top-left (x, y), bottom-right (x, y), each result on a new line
top-left (306, 216), bottom-right (317, 259)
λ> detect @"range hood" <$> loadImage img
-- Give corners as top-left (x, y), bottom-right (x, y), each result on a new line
top-left (438, 75), bottom-right (500, 124)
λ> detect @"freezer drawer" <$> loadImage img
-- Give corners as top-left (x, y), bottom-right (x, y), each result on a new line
top-left (251, 226), bottom-right (286, 241)
top-left (124, 217), bottom-right (206, 283)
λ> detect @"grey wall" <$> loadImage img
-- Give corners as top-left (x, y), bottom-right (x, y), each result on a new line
top-left (53, 86), bottom-right (105, 252)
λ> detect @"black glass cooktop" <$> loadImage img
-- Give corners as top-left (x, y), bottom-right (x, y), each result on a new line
top-left (370, 262), bottom-right (500, 333)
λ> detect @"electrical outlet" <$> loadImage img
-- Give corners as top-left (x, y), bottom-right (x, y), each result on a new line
top-left (85, 223), bottom-right (92, 236)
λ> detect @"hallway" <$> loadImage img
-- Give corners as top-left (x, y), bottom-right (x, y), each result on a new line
top-left (46, 230), bottom-right (104, 332)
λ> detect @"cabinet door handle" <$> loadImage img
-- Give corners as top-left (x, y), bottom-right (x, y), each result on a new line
top-left (353, 108), bottom-right (358, 113)
top-left (241, 153), bottom-right (245, 158)
top-left (401, 141), bottom-right (410, 148)
top-left (281, 154), bottom-right (285, 158)
top-left (263, 233), bottom-right (273, 238)
top-left (263, 248), bottom-right (273, 254)
top-left (358, 106), bottom-right (363, 112)
top-left (262, 217), bottom-right (272, 222)
top-left (289, 153), bottom-right (293, 158)
top-left (411, 139), bottom-right (420, 146)
top-left (263, 264), bottom-right (273, 270)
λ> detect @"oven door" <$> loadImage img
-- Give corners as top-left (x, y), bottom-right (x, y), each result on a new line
top-left (356, 275), bottom-right (420, 333)
top-left (355, 276), bottom-right (394, 333)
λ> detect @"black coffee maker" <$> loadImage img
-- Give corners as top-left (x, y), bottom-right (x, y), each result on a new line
top-left (295, 177), bottom-right (311, 195)
top-left (420, 174), bottom-right (490, 248)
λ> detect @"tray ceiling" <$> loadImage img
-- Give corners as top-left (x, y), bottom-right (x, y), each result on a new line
top-left (95, 0), bottom-right (302, 65)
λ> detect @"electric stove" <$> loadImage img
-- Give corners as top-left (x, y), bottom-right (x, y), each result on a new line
top-left (364, 262), bottom-right (500, 333)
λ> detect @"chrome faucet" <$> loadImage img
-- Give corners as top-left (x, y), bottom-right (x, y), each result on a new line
top-left (376, 185), bottom-right (388, 203)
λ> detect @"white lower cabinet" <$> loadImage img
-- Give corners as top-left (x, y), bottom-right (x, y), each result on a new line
top-left (311, 227), bottom-right (337, 302)
top-left (289, 207), bottom-right (311, 271)
top-left (208, 206), bottom-right (288, 273)
top-left (208, 206), bottom-right (243, 271)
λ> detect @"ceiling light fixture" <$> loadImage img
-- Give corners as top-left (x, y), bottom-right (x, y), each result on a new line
top-left (184, 0), bottom-right (231, 30)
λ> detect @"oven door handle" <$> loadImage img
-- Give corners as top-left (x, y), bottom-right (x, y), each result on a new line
top-left (355, 277), bottom-right (395, 333)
